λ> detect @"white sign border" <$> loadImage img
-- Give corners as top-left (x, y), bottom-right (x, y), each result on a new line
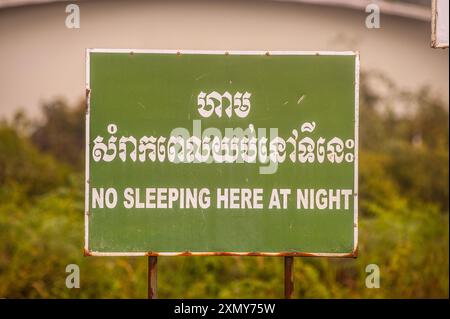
top-left (84, 49), bottom-right (359, 258)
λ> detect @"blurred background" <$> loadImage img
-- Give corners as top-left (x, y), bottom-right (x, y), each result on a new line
top-left (0, 0), bottom-right (448, 298)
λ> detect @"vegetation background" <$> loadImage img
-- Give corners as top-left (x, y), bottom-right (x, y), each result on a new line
top-left (0, 73), bottom-right (448, 298)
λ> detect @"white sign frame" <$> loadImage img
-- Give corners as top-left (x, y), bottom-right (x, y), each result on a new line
top-left (84, 49), bottom-right (360, 258)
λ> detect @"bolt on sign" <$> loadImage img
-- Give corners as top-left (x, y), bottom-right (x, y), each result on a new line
top-left (85, 49), bottom-right (359, 257)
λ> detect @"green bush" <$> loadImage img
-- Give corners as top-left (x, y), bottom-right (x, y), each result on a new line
top-left (0, 75), bottom-right (448, 298)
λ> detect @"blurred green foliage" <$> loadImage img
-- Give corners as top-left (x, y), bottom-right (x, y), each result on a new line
top-left (0, 74), bottom-right (448, 298)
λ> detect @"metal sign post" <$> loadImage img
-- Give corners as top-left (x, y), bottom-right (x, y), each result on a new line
top-left (284, 256), bottom-right (294, 299)
top-left (147, 256), bottom-right (294, 298)
top-left (147, 256), bottom-right (157, 299)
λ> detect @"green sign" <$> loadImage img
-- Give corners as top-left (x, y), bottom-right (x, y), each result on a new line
top-left (85, 49), bottom-right (359, 257)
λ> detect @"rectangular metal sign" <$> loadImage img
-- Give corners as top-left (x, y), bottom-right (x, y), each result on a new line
top-left (85, 49), bottom-right (359, 257)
